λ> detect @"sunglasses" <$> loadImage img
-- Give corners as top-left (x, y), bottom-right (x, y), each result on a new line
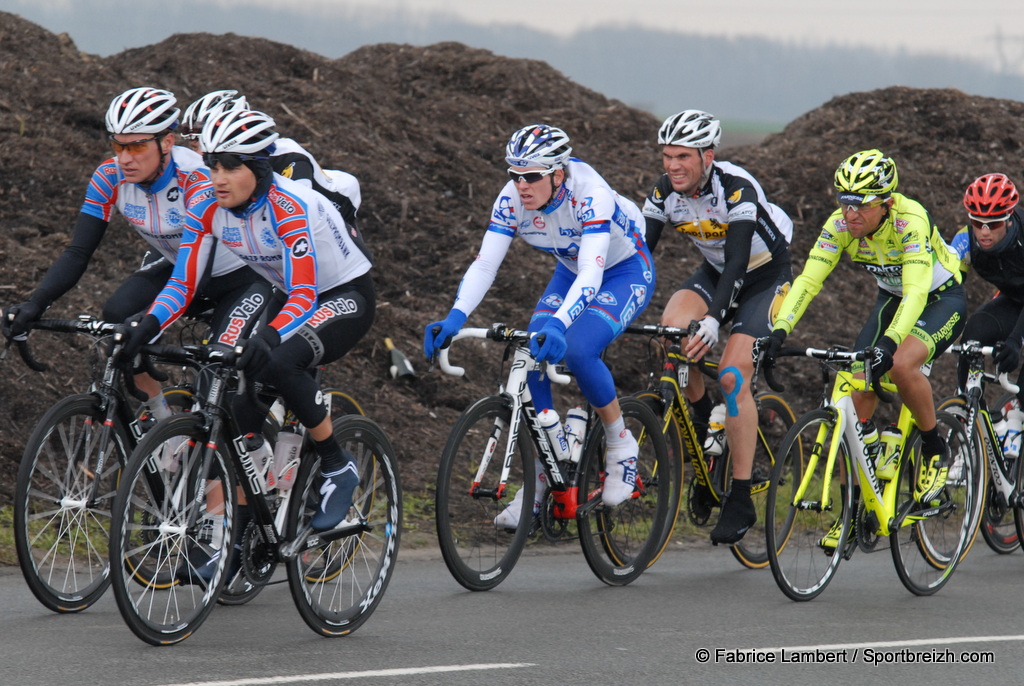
top-left (109, 135), bottom-right (161, 155)
top-left (969, 217), bottom-right (1008, 230)
top-left (839, 198), bottom-right (886, 214)
top-left (507, 167), bottom-right (558, 184)
top-left (202, 152), bottom-right (268, 169)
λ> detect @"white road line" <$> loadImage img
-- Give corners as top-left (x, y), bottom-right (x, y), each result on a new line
top-left (751, 635), bottom-right (1024, 653)
top-left (154, 663), bottom-right (535, 686)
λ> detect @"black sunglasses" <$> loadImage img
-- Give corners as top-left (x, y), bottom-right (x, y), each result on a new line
top-left (203, 152), bottom-right (268, 169)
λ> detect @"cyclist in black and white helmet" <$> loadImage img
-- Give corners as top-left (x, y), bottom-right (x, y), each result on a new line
top-left (2, 87), bottom-right (274, 428)
top-left (643, 109), bottom-right (794, 546)
top-left (424, 123), bottom-right (657, 527)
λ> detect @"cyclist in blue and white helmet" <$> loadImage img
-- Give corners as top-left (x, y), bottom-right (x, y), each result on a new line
top-left (425, 123), bottom-right (656, 526)
top-left (644, 108), bottom-right (794, 546)
top-left (180, 89), bottom-right (249, 152)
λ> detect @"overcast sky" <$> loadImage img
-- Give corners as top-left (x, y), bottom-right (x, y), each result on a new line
top-left (10, 0), bottom-right (1024, 73)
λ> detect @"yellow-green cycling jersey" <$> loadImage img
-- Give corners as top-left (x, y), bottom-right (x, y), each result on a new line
top-left (773, 193), bottom-right (961, 345)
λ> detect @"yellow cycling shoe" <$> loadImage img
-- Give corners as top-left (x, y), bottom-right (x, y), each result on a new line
top-left (915, 443), bottom-right (950, 504)
top-left (819, 517), bottom-right (845, 554)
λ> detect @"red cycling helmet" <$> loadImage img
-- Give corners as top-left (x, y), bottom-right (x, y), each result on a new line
top-left (963, 173), bottom-right (1019, 220)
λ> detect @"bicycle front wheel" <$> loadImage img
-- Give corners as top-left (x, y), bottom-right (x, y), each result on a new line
top-left (286, 415), bottom-right (401, 637)
top-left (110, 414), bottom-right (236, 645)
top-left (766, 408), bottom-right (853, 601)
top-left (577, 397), bottom-right (671, 586)
top-left (890, 410), bottom-right (979, 596)
top-left (730, 392), bottom-right (796, 570)
top-left (435, 395), bottom-right (534, 591)
top-left (14, 394), bottom-right (130, 613)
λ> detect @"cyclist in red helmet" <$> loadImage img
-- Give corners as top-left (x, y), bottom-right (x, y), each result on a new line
top-left (951, 173), bottom-right (1024, 395)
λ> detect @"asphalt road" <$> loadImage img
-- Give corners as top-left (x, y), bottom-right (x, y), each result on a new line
top-left (2, 541), bottom-right (1023, 686)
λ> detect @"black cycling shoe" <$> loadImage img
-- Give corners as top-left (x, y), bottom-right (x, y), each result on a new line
top-left (709, 495), bottom-right (756, 546)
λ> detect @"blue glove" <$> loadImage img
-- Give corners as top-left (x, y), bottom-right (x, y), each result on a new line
top-left (423, 310), bottom-right (467, 360)
top-left (237, 327), bottom-right (281, 376)
top-left (530, 319), bottom-right (567, 364)
top-left (870, 336), bottom-right (898, 379)
top-left (120, 314), bottom-right (162, 362)
top-left (3, 301), bottom-right (43, 340)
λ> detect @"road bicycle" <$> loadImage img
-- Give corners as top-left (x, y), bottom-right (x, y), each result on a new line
top-left (5, 316), bottom-right (197, 614)
top-left (939, 341), bottom-right (1022, 554)
top-left (433, 323), bottom-right (671, 590)
top-left (760, 344), bottom-right (981, 601)
top-left (625, 323), bottom-right (795, 569)
top-left (108, 341), bottom-right (401, 645)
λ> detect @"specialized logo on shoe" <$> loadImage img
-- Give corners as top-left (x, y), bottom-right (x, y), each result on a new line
top-left (319, 477), bottom-right (337, 513)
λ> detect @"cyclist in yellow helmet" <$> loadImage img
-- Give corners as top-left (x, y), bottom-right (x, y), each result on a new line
top-left (761, 150), bottom-right (965, 543)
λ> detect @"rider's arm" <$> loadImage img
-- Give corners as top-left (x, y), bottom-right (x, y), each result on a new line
top-left (549, 223), bottom-right (610, 329)
top-left (450, 195), bottom-right (518, 319)
top-left (643, 216), bottom-right (666, 253)
top-left (882, 223), bottom-right (935, 344)
top-left (706, 220), bottom-right (754, 323)
top-left (772, 216), bottom-right (847, 334)
top-left (641, 176), bottom-right (671, 253)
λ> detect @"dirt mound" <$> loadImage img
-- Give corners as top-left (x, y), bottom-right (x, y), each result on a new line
top-left (0, 11), bottom-right (1013, 515)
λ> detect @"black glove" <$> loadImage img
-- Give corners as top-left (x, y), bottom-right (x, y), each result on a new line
top-left (120, 314), bottom-right (162, 362)
top-left (2, 301), bottom-right (43, 340)
top-left (869, 336), bottom-right (898, 379)
top-left (237, 327), bottom-right (281, 376)
top-left (761, 329), bottom-right (787, 369)
top-left (994, 338), bottom-right (1022, 375)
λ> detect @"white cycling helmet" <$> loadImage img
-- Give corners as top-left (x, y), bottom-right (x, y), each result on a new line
top-left (505, 124), bottom-right (572, 169)
top-left (658, 110), bottom-right (721, 149)
top-left (105, 87), bottom-right (179, 135)
top-left (199, 108), bottom-right (278, 155)
top-left (181, 90), bottom-right (249, 138)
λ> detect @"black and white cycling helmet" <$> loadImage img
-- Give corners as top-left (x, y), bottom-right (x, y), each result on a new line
top-left (199, 108), bottom-right (278, 155)
top-left (181, 90), bottom-right (249, 138)
top-left (505, 124), bottom-right (572, 169)
top-left (657, 110), bottom-right (721, 149)
top-left (105, 87), bottom-right (180, 135)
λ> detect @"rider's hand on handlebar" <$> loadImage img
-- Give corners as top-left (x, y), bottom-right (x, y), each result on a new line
top-left (869, 336), bottom-right (898, 379)
top-left (2, 301), bottom-right (43, 341)
top-left (423, 310), bottom-right (467, 361)
top-left (530, 319), bottom-right (567, 364)
top-left (237, 326), bottom-right (281, 376)
top-left (994, 338), bottom-right (1022, 374)
top-left (685, 316), bottom-right (719, 360)
top-left (760, 328), bottom-right (787, 370)
top-left (119, 314), bottom-right (162, 363)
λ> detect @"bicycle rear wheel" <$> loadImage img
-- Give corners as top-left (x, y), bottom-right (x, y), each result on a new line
top-left (766, 408), bottom-right (853, 601)
top-left (633, 390), bottom-right (684, 567)
top-left (286, 415), bottom-right (401, 637)
top-left (110, 414), bottom-right (236, 645)
top-left (890, 410), bottom-right (979, 595)
top-left (577, 397), bottom-right (670, 585)
top-left (730, 392), bottom-right (795, 569)
top-left (14, 394), bottom-right (130, 613)
top-left (435, 395), bottom-right (534, 591)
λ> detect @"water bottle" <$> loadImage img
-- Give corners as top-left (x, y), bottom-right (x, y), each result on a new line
top-left (564, 407), bottom-right (588, 464)
top-left (859, 419), bottom-right (880, 460)
top-left (240, 433), bottom-right (273, 490)
top-left (269, 428), bottom-right (303, 491)
top-left (1004, 408), bottom-right (1024, 459)
top-left (876, 425), bottom-right (902, 481)
top-left (704, 403), bottom-right (727, 457)
top-left (538, 408), bottom-right (569, 461)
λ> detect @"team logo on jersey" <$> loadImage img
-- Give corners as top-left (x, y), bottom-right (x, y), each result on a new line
top-left (166, 186), bottom-right (180, 203)
top-left (533, 216), bottom-right (546, 229)
top-left (164, 207), bottom-right (184, 229)
top-left (221, 226), bottom-right (243, 247)
top-left (886, 248), bottom-right (902, 259)
top-left (281, 162), bottom-right (296, 179)
top-left (817, 240), bottom-right (838, 253)
top-left (122, 202), bottom-right (146, 226)
top-left (494, 196), bottom-right (516, 224)
top-left (541, 293), bottom-right (564, 309)
top-left (728, 189), bottom-right (742, 203)
top-left (595, 291), bottom-right (617, 306)
top-left (596, 256), bottom-right (605, 267)
top-left (895, 218), bottom-right (909, 231)
top-left (291, 236), bottom-right (311, 258)
top-left (904, 243), bottom-right (921, 253)
top-left (260, 228), bottom-right (278, 249)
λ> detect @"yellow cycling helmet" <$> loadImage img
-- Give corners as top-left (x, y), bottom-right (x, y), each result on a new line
top-left (834, 149), bottom-right (898, 203)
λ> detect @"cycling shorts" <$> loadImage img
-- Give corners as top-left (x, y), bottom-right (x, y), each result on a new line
top-left (681, 257), bottom-right (793, 338)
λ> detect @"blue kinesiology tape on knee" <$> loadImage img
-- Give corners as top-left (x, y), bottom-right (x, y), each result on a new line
top-left (718, 365), bottom-right (744, 417)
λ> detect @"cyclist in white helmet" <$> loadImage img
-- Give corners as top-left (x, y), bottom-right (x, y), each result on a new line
top-left (643, 109), bottom-right (794, 545)
top-left (3, 87), bottom-right (274, 426)
top-left (424, 124), bottom-right (656, 527)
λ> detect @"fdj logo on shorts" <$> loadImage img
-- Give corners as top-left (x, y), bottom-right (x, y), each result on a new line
top-left (217, 293), bottom-right (267, 346)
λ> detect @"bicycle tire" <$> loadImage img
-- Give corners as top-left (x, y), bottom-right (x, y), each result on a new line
top-left (326, 388), bottom-right (366, 417)
top-left (890, 410), bottom-right (979, 595)
top-left (435, 395), bottom-right (534, 591)
top-left (110, 414), bottom-right (237, 645)
top-left (14, 394), bottom-right (130, 613)
top-left (285, 415), bottom-right (402, 636)
top-left (577, 397), bottom-right (670, 585)
top-left (940, 394), bottom-right (1019, 555)
top-left (632, 390), bottom-right (684, 567)
top-left (730, 392), bottom-right (796, 570)
top-left (766, 408), bottom-right (853, 601)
